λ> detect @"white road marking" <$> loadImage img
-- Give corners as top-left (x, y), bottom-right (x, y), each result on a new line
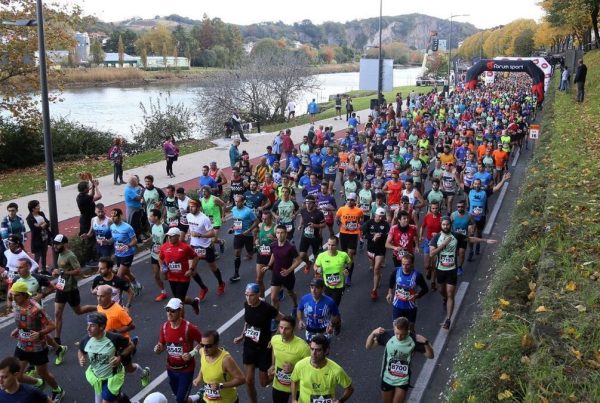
top-left (410, 281), bottom-right (470, 402)
top-left (511, 148), bottom-right (521, 167)
top-left (483, 182), bottom-right (509, 235)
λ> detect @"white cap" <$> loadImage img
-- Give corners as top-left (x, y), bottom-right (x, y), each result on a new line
top-left (165, 298), bottom-right (183, 310)
top-left (376, 208), bottom-right (386, 215)
top-left (53, 234), bottom-right (68, 244)
top-left (144, 392), bottom-right (168, 403)
top-left (166, 227), bottom-right (181, 237)
top-left (347, 193), bottom-right (357, 201)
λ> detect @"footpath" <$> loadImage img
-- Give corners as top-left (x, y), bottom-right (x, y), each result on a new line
top-left (1, 111), bottom-right (365, 243)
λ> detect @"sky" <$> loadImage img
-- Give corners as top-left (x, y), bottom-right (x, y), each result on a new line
top-left (57, 0), bottom-right (546, 30)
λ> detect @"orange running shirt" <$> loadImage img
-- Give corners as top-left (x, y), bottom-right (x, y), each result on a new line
top-left (336, 206), bottom-right (364, 234)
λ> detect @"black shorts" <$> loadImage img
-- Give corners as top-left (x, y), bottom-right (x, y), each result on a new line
top-left (234, 235), bottom-right (254, 254)
top-left (121, 350), bottom-right (133, 367)
top-left (381, 379), bottom-right (409, 392)
top-left (243, 344), bottom-right (272, 372)
top-left (273, 388), bottom-right (294, 403)
top-left (151, 257), bottom-right (159, 265)
top-left (368, 246), bottom-right (387, 258)
top-left (474, 217), bottom-right (486, 232)
top-left (271, 273), bottom-right (296, 290)
top-left (14, 347), bottom-right (49, 366)
top-left (463, 185), bottom-right (471, 195)
top-left (55, 289), bottom-right (81, 307)
top-left (192, 245), bottom-right (216, 264)
top-left (454, 233), bottom-right (468, 250)
top-left (299, 236), bottom-right (322, 255)
top-left (324, 287), bottom-right (344, 306)
top-left (178, 223), bottom-right (189, 233)
top-left (116, 255), bottom-right (134, 267)
top-left (324, 173), bottom-right (336, 182)
top-left (442, 191), bottom-right (455, 198)
top-left (335, 106), bottom-right (341, 111)
top-left (169, 281), bottom-right (191, 301)
top-left (436, 268), bottom-right (458, 286)
top-left (392, 307), bottom-right (418, 323)
top-left (339, 233), bottom-right (359, 251)
top-left (256, 253), bottom-right (271, 266)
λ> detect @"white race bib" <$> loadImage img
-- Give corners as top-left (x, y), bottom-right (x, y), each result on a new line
top-left (55, 276), bottom-right (66, 291)
top-left (204, 386), bottom-right (221, 401)
top-left (166, 343), bottom-right (183, 357)
top-left (303, 226), bottom-right (315, 238)
top-left (233, 220), bottom-right (243, 231)
top-left (194, 247), bottom-right (207, 259)
top-left (244, 326), bottom-right (261, 343)
top-left (325, 273), bottom-right (341, 286)
top-left (168, 262), bottom-right (182, 272)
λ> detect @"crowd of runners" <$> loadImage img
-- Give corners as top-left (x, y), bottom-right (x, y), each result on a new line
top-left (0, 73), bottom-right (538, 403)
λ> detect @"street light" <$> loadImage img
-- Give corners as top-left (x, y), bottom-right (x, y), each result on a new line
top-left (2, 1), bottom-right (59, 258)
top-left (377, 0), bottom-right (383, 106)
top-left (448, 13), bottom-right (469, 89)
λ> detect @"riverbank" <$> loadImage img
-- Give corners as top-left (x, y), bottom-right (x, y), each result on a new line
top-left (57, 63), bottom-right (367, 89)
top-left (448, 51), bottom-right (600, 402)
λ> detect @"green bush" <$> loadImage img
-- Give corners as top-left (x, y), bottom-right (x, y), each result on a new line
top-left (51, 118), bottom-right (114, 161)
top-left (0, 121), bottom-right (44, 169)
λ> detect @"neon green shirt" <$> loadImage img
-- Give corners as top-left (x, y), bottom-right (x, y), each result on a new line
top-left (315, 251), bottom-right (351, 289)
top-left (270, 335), bottom-right (310, 393)
top-left (291, 357), bottom-right (352, 403)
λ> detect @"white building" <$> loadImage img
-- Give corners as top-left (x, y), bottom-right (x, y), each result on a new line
top-left (74, 31), bottom-right (90, 63)
top-left (144, 56), bottom-right (190, 69)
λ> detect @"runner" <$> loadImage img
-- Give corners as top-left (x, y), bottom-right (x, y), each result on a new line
top-left (420, 202), bottom-right (442, 290)
top-left (91, 257), bottom-right (133, 308)
top-left (9, 282), bottom-right (65, 401)
top-left (109, 208), bottom-right (142, 295)
top-left (254, 210), bottom-right (276, 297)
top-left (154, 298), bottom-right (204, 403)
top-left (208, 161), bottom-right (228, 197)
top-left (382, 170), bottom-right (403, 215)
top-left (187, 198), bottom-right (226, 301)
top-left (386, 254), bottom-right (429, 329)
top-left (229, 195), bottom-right (259, 283)
top-left (362, 208), bottom-right (390, 300)
top-left (297, 278), bottom-right (341, 342)
top-left (78, 312), bottom-right (133, 403)
top-left (233, 283), bottom-right (283, 403)
top-left (51, 234), bottom-right (96, 355)
top-left (271, 187), bottom-right (299, 242)
top-left (0, 356), bottom-right (50, 401)
top-left (149, 208), bottom-right (169, 301)
top-left (290, 334), bottom-right (353, 403)
top-left (269, 316), bottom-right (310, 403)
top-left (297, 195), bottom-right (325, 275)
top-left (316, 182), bottom-right (337, 240)
top-left (193, 329), bottom-right (246, 403)
top-left (440, 163), bottom-right (460, 214)
top-left (95, 285), bottom-right (150, 387)
top-left (449, 201), bottom-right (475, 276)
top-left (429, 216), bottom-right (497, 330)
top-left (176, 187), bottom-right (191, 239)
top-left (81, 203), bottom-right (113, 259)
top-left (143, 175), bottom-right (166, 226)
top-left (314, 236), bottom-right (351, 306)
top-left (1, 235), bottom-right (38, 291)
top-left (244, 179), bottom-right (270, 215)
top-left (200, 186), bottom-right (227, 256)
top-left (158, 228), bottom-right (201, 316)
top-left (365, 317), bottom-right (434, 403)
top-left (229, 168), bottom-right (248, 205)
top-left (335, 193), bottom-right (363, 286)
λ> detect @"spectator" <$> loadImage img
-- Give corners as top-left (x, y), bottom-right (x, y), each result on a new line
top-left (163, 136), bottom-right (179, 178)
top-left (108, 137), bottom-right (125, 185)
top-left (231, 111), bottom-right (250, 142)
top-left (229, 138), bottom-right (241, 168)
top-left (307, 99), bottom-right (319, 124)
top-left (560, 67), bottom-right (569, 91)
top-left (272, 131), bottom-right (283, 161)
top-left (345, 96), bottom-right (354, 121)
top-left (286, 100), bottom-right (296, 121)
top-left (574, 58), bottom-right (587, 103)
top-left (25, 200), bottom-right (52, 275)
top-left (76, 180), bottom-right (101, 266)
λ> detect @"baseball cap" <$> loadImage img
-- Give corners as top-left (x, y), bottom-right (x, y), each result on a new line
top-left (145, 393), bottom-right (168, 403)
top-left (10, 282), bottom-right (31, 295)
top-left (347, 193), bottom-right (357, 201)
top-left (310, 278), bottom-right (325, 287)
top-left (166, 227), bottom-right (181, 237)
top-left (165, 298), bottom-right (183, 310)
top-left (376, 208), bottom-right (386, 216)
top-left (53, 234), bottom-right (68, 244)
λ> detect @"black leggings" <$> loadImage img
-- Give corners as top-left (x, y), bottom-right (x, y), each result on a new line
top-left (166, 157), bottom-right (176, 176)
top-left (32, 244), bottom-right (48, 270)
top-left (113, 163), bottom-right (123, 183)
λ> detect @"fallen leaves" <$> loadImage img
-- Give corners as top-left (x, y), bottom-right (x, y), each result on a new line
top-left (497, 390), bottom-right (513, 400)
top-left (570, 347), bottom-right (582, 360)
top-left (499, 298), bottom-right (510, 308)
top-left (499, 373), bottom-right (510, 381)
top-left (473, 341), bottom-right (486, 350)
top-left (535, 305), bottom-right (548, 313)
top-left (491, 309), bottom-right (503, 321)
top-left (574, 304), bottom-right (586, 313)
top-left (564, 281), bottom-right (577, 292)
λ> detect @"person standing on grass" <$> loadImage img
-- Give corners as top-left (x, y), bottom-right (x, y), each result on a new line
top-left (108, 137), bottom-right (126, 185)
top-left (164, 136), bottom-right (180, 178)
top-left (574, 58), bottom-right (587, 103)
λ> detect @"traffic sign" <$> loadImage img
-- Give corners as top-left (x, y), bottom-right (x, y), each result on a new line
top-left (529, 124), bottom-right (541, 140)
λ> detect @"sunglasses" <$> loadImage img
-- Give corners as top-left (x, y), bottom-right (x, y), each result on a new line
top-left (200, 343), bottom-right (214, 348)
top-left (165, 308), bottom-right (181, 313)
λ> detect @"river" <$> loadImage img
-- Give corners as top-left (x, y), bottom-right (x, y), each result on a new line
top-left (48, 67), bottom-right (422, 137)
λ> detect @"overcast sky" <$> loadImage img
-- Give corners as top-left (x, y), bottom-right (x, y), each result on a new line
top-left (59, 0), bottom-right (545, 29)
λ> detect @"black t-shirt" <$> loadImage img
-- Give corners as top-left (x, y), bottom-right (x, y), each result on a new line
top-left (300, 208), bottom-right (325, 239)
top-left (243, 301), bottom-right (278, 349)
top-left (230, 179), bottom-right (247, 197)
top-left (361, 219), bottom-right (390, 250)
top-left (76, 192), bottom-right (96, 233)
top-left (371, 144), bottom-right (387, 161)
top-left (91, 275), bottom-right (131, 294)
top-left (0, 383), bottom-right (49, 402)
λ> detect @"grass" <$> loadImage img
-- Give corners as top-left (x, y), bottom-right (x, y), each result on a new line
top-left (0, 139), bottom-right (214, 201)
top-left (448, 50), bottom-right (600, 402)
top-left (58, 67), bottom-right (223, 86)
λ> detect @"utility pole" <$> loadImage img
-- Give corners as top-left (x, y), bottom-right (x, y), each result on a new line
top-left (448, 14), bottom-right (469, 88)
top-left (377, 0), bottom-right (383, 106)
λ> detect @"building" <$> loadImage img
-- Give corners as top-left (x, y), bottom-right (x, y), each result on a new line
top-left (74, 31), bottom-right (90, 63)
top-left (101, 52), bottom-right (140, 67)
top-left (144, 56), bottom-right (190, 69)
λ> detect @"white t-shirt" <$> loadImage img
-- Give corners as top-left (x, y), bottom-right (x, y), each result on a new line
top-left (186, 212), bottom-right (213, 248)
top-left (177, 196), bottom-right (190, 226)
top-left (286, 101), bottom-right (296, 113)
top-left (4, 249), bottom-right (39, 282)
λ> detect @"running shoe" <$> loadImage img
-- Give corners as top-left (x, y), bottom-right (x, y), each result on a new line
top-left (199, 288), bottom-right (208, 302)
top-left (229, 274), bottom-right (241, 283)
top-left (457, 267), bottom-right (464, 276)
top-left (155, 291), bottom-right (168, 302)
top-left (370, 290), bottom-right (378, 301)
top-left (52, 387), bottom-right (65, 402)
top-left (192, 298), bottom-right (200, 315)
top-left (443, 318), bottom-right (451, 330)
top-left (141, 367), bottom-right (151, 387)
top-left (25, 366), bottom-right (37, 377)
top-left (34, 378), bottom-right (45, 390)
top-left (217, 282), bottom-right (225, 296)
top-left (219, 239), bottom-right (225, 254)
top-left (55, 345), bottom-right (67, 366)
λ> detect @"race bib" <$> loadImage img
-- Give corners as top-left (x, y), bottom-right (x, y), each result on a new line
top-left (204, 386), bottom-right (221, 401)
top-left (7, 270), bottom-right (19, 282)
top-left (168, 262), bottom-right (182, 272)
top-left (440, 255), bottom-right (454, 267)
top-left (395, 287), bottom-right (411, 301)
top-left (95, 235), bottom-right (105, 245)
top-left (195, 247), bottom-right (207, 259)
top-left (389, 360), bottom-right (409, 378)
top-left (55, 276), bottom-right (66, 291)
top-left (166, 343), bottom-right (183, 357)
top-left (168, 217), bottom-right (179, 227)
top-left (259, 245), bottom-right (271, 256)
top-left (325, 273), bottom-right (341, 286)
top-left (345, 221), bottom-right (358, 231)
top-left (18, 329), bottom-right (33, 341)
top-left (286, 224), bottom-right (293, 233)
top-left (276, 367), bottom-right (292, 386)
top-left (244, 326), bottom-right (261, 343)
top-left (233, 220), bottom-right (243, 231)
top-left (311, 395), bottom-right (333, 403)
top-left (473, 207), bottom-right (483, 216)
top-left (360, 204), bottom-right (370, 213)
top-left (179, 216), bottom-right (188, 225)
top-left (303, 226), bottom-right (315, 238)
top-left (394, 248), bottom-right (408, 258)
top-left (455, 228), bottom-right (467, 236)
top-left (390, 204), bottom-right (399, 211)
top-left (115, 242), bottom-right (129, 253)
top-left (327, 166), bottom-right (336, 174)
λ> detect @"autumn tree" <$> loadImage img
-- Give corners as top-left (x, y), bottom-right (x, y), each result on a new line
top-left (90, 38), bottom-right (105, 64)
top-left (0, 0), bottom-right (80, 123)
top-left (140, 47), bottom-right (148, 68)
top-left (540, 0), bottom-right (598, 49)
top-left (135, 24), bottom-right (175, 56)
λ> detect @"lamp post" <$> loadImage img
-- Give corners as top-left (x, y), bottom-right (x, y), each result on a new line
top-left (448, 13), bottom-right (469, 88)
top-left (377, 0), bottom-right (383, 106)
top-left (2, 1), bottom-right (59, 256)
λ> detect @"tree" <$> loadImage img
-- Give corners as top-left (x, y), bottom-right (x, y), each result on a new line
top-left (198, 14), bottom-right (214, 50)
top-left (426, 52), bottom-right (448, 78)
top-left (90, 38), bottom-right (105, 65)
top-left (140, 47), bottom-right (148, 68)
top-left (0, 0), bottom-right (81, 123)
top-left (104, 29), bottom-right (138, 54)
top-left (135, 24), bottom-right (175, 56)
top-left (117, 35), bottom-right (125, 67)
top-left (513, 29), bottom-right (535, 56)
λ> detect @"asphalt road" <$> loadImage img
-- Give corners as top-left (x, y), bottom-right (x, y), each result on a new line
top-left (0, 141), bottom-right (534, 403)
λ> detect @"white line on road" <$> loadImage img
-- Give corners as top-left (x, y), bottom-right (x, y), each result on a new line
top-left (511, 147), bottom-right (521, 167)
top-left (410, 281), bottom-right (470, 402)
top-left (483, 182), bottom-right (509, 235)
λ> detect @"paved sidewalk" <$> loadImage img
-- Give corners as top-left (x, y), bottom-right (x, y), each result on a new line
top-left (1, 110), bottom-right (368, 238)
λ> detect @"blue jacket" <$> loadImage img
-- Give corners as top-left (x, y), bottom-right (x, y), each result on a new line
top-left (229, 145), bottom-right (240, 168)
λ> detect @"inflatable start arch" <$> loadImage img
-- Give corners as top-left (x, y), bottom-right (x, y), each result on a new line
top-left (464, 59), bottom-right (546, 103)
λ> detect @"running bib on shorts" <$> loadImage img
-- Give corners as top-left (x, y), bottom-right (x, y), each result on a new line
top-left (168, 262), bottom-right (182, 272)
top-left (244, 326), bottom-right (261, 343)
top-left (55, 276), bottom-right (66, 291)
top-left (325, 273), bottom-right (341, 286)
top-left (194, 247), bottom-right (207, 259)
